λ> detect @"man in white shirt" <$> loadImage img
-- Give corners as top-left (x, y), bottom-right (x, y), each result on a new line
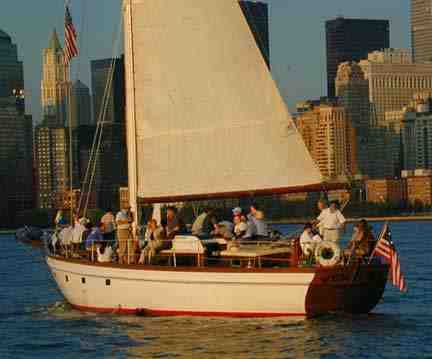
top-left (316, 200), bottom-right (346, 242)
top-left (315, 200), bottom-right (328, 236)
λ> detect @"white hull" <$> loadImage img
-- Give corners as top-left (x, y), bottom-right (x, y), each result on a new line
top-left (47, 256), bottom-right (314, 316)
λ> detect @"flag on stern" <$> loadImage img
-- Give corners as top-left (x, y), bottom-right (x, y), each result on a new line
top-left (64, 5), bottom-right (78, 65)
top-left (371, 223), bottom-right (407, 292)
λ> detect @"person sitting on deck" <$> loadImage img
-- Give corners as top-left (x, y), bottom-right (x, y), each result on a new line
top-left (233, 215), bottom-right (248, 239)
top-left (191, 207), bottom-right (214, 237)
top-left (71, 217), bottom-right (88, 253)
top-left (242, 215), bottom-right (257, 240)
top-left (316, 200), bottom-right (346, 242)
top-left (84, 222), bottom-right (105, 261)
top-left (165, 206), bottom-right (185, 239)
top-left (85, 222), bottom-right (104, 250)
top-left (100, 208), bottom-right (116, 242)
top-left (300, 222), bottom-right (322, 257)
top-left (138, 219), bottom-right (167, 264)
top-left (247, 203), bottom-right (268, 239)
top-left (211, 218), bottom-right (234, 239)
top-left (346, 219), bottom-right (376, 259)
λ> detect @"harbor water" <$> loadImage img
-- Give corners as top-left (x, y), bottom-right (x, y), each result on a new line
top-left (1, 221), bottom-right (430, 358)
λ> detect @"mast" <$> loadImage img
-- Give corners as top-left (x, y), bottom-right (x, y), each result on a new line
top-left (67, 72), bottom-right (73, 221)
top-left (124, 0), bottom-right (139, 219)
top-left (63, 0), bottom-right (78, 222)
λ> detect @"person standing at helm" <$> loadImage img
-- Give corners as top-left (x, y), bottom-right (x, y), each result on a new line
top-left (316, 200), bottom-right (346, 242)
top-left (116, 205), bottom-right (134, 264)
top-left (314, 199), bottom-right (328, 236)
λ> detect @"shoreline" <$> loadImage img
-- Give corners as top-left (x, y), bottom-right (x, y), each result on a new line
top-left (269, 215), bottom-right (432, 225)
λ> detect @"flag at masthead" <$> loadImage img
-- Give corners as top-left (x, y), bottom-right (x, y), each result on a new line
top-left (64, 5), bottom-right (78, 65)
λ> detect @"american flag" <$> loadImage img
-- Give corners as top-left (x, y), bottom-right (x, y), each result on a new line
top-left (64, 5), bottom-right (78, 65)
top-left (371, 223), bottom-right (407, 292)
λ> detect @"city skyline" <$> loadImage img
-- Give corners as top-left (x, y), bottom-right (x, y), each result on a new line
top-left (0, 0), bottom-right (409, 123)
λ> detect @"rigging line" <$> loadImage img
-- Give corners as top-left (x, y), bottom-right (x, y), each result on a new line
top-left (84, 55), bottom-right (118, 214)
top-left (82, 17), bottom-right (124, 217)
top-left (78, 22), bottom-right (120, 214)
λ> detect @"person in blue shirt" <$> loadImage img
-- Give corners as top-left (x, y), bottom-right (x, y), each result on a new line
top-left (85, 222), bottom-right (104, 250)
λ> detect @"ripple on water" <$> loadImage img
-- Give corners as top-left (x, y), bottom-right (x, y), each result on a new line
top-left (1, 222), bottom-right (432, 359)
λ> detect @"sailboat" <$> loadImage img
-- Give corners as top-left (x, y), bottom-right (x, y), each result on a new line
top-left (45, 0), bottom-right (389, 317)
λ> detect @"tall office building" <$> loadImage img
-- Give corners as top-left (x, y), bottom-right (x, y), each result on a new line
top-left (337, 49), bottom-right (432, 177)
top-left (91, 56), bottom-right (125, 124)
top-left (296, 99), bottom-right (357, 179)
top-left (401, 98), bottom-right (432, 171)
top-left (41, 30), bottom-right (69, 126)
top-left (411, 0), bottom-right (432, 63)
top-left (0, 29), bottom-right (23, 99)
top-left (35, 126), bottom-right (70, 209)
top-left (360, 49), bottom-right (432, 125)
top-left (0, 98), bottom-right (33, 225)
top-left (91, 57), bottom-right (128, 209)
top-left (239, 1), bottom-right (270, 68)
top-left (70, 80), bottom-right (92, 128)
top-left (0, 30), bottom-right (32, 226)
top-left (336, 61), bottom-right (372, 176)
top-left (326, 17), bottom-right (389, 98)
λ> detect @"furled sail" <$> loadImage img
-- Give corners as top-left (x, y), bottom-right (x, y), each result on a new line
top-left (123, 0), bottom-right (323, 204)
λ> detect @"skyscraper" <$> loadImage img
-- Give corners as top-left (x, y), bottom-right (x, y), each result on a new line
top-left (336, 61), bottom-right (373, 176)
top-left (326, 17), bottom-right (389, 97)
top-left (296, 99), bottom-right (357, 179)
top-left (239, 1), bottom-right (270, 68)
top-left (70, 80), bottom-right (92, 128)
top-left (91, 56), bottom-right (128, 209)
top-left (0, 30), bottom-right (32, 226)
top-left (35, 126), bottom-right (70, 209)
top-left (411, 0), bottom-right (432, 63)
top-left (0, 29), bottom-right (23, 99)
top-left (340, 48), bottom-right (432, 178)
top-left (0, 98), bottom-right (33, 226)
top-left (41, 30), bottom-right (69, 126)
top-left (91, 56), bottom-right (125, 124)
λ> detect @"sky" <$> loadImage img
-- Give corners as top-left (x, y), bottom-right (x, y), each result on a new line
top-left (0, 0), bottom-right (410, 123)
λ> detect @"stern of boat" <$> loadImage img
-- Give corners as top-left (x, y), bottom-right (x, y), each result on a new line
top-left (305, 263), bottom-right (389, 317)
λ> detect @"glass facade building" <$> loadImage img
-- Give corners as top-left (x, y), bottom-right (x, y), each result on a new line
top-left (326, 17), bottom-right (389, 98)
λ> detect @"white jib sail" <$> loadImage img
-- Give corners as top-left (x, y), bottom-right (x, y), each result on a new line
top-left (123, 0), bottom-right (322, 203)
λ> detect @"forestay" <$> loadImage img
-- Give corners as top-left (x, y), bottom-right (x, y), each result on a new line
top-left (123, 0), bottom-right (323, 203)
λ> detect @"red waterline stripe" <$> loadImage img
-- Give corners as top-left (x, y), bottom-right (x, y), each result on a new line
top-left (71, 304), bottom-right (306, 318)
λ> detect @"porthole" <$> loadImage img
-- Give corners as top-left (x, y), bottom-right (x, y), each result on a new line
top-left (81, 277), bottom-right (86, 284)
top-left (105, 279), bottom-right (111, 286)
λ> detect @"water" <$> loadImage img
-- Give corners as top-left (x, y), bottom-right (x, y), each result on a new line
top-left (1, 221), bottom-right (431, 358)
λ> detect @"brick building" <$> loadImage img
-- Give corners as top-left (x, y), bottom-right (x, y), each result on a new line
top-left (365, 179), bottom-right (406, 204)
top-left (406, 175), bottom-right (432, 206)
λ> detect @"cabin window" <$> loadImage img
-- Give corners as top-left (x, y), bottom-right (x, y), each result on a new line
top-left (65, 275), bottom-right (69, 282)
top-left (81, 277), bottom-right (86, 284)
top-left (105, 279), bottom-right (111, 286)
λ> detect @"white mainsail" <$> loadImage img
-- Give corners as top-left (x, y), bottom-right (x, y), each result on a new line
top-left (123, 0), bottom-right (322, 205)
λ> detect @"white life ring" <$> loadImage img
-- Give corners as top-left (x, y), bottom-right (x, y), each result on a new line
top-left (315, 241), bottom-right (341, 267)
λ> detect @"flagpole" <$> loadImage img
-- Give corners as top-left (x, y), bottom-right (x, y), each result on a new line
top-left (367, 221), bottom-right (389, 265)
top-left (65, 0), bottom-right (74, 224)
